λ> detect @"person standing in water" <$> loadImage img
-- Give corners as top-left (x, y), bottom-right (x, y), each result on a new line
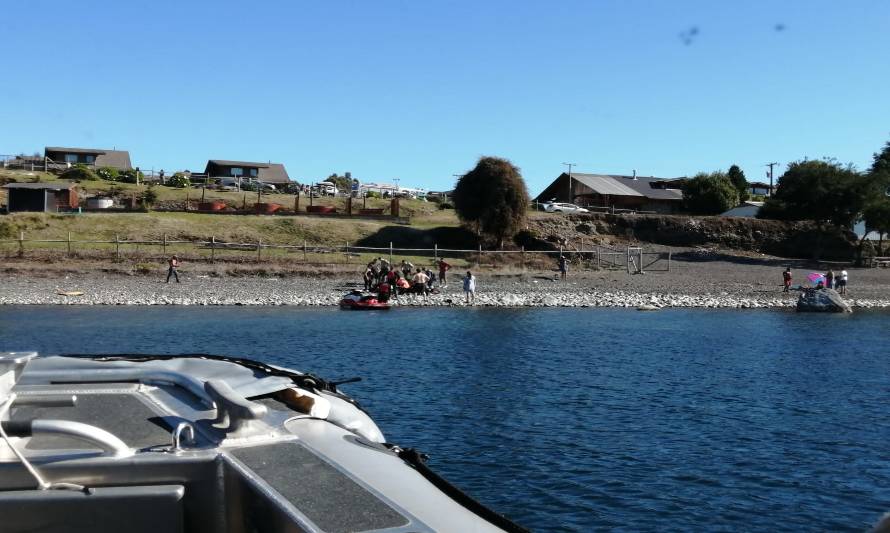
top-left (166, 255), bottom-right (180, 283)
top-left (463, 270), bottom-right (476, 304)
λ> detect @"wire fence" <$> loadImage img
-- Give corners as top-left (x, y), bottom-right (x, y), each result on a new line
top-left (0, 232), bottom-right (671, 273)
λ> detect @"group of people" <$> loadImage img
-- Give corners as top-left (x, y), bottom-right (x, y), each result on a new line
top-left (782, 267), bottom-right (848, 295)
top-left (362, 257), bottom-right (477, 303)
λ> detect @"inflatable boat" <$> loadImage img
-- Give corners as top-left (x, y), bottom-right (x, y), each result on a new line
top-left (339, 291), bottom-right (391, 310)
top-left (0, 351), bottom-right (526, 532)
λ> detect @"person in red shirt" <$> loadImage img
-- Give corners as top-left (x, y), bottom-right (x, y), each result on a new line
top-left (437, 259), bottom-right (451, 287)
top-left (782, 267), bottom-right (792, 292)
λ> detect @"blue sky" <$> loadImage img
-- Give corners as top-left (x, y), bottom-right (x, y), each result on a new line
top-left (1, 1), bottom-right (888, 194)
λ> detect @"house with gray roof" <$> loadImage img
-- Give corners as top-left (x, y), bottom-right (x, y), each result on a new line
top-left (203, 160), bottom-right (291, 184)
top-left (44, 147), bottom-right (132, 170)
top-left (535, 172), bottom-right (685, 214)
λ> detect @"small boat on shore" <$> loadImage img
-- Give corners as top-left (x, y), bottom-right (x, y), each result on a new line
top-left (0, 351), bottom-right (525, 532)
top-left (339, 291), bottom-right (391, 310)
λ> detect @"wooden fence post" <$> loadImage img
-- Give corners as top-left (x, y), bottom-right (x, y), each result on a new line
top-left (67, 231), bottom-right (72, 257)
top-left (345, 241), bottom-right (349, 263)
top-left (163, 233), bottom-right (167, 256)
top-left (434, 243), bottom-right (438, 262)
top-left (115, 234), bottom-right (120, 260)
top-left (257, 238), bottom-right (262, 261)
top-left (18, 230), bottom-right (24, 257)
top-left (668, 251), bottom-right (671, 272)
top-left (521, 245), bottom-right (526, 270)
top-left (478, 244), bottom-right (482, 266)
top-left (389, 242), bottom-right (393, 264)
top-left (303, 240), bottom-right (307, 262)
top-left (210, 236), bottom-right (216, 262)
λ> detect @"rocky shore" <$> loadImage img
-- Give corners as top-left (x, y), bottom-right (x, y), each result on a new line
top-left (3, 269), bottom-right (889, 309)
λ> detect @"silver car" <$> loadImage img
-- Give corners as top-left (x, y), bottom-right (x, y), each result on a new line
top-left (545, 202), bottom-right (589, 213)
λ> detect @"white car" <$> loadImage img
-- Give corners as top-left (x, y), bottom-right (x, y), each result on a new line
top-left (544, 202), bottom-right (589, 214)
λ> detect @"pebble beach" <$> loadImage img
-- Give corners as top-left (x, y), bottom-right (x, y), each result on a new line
top-left (3, 258), bottom-right (889, 309)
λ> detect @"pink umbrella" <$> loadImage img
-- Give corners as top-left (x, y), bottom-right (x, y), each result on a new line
top-left (807, 272), bottom-right (825, 285)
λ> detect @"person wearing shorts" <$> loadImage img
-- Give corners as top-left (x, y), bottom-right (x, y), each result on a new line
top-left (837, 270), bottom-right (848, 295)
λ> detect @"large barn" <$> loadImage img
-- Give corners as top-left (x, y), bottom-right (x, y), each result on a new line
top-left (535, 172), bottom-right (685, 214)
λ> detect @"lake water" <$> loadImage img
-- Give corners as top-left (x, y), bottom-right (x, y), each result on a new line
top-left (2, 306), bottom-right (889, 532)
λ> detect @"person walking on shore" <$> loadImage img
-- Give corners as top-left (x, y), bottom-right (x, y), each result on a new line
top-left (838, 269), bottom-right (848, 295)
top-left (166, 255), bottom-right (180, 283)
top-left (825, 268), bottom-right (835, 290)
top-left (558, 255), bottom-right (568, 281)
top-left (782, 267), bottom-right (792, 292)
top-left (463, 270), bottom-right (476, 305)
top-left (437, 259), bottom-right (451, 287)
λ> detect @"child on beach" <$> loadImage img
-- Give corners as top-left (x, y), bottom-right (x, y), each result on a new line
top-left (782, 267), bottom-right (792, 292)
top-left (463, 271), bottom-right (476, 304)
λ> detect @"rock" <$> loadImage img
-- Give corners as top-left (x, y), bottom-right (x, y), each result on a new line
top-left (796, 288), bottom-right (852, 313)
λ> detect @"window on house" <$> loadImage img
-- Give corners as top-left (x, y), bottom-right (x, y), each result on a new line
top-left (64, 154), bottom-right (78, 163)
top-left (85, 155), bottom-right (95, 164)
top-left (231, 167), bottom-right (243, 177)
top-left (249, 168), bottom-right (258, 177)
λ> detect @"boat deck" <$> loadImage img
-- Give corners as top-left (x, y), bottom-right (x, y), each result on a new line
top-left (0, 353), bottom-right (511, 533)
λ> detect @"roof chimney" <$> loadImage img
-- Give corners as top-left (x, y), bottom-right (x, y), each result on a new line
top-left (632, 169), bottom-right (637, 180)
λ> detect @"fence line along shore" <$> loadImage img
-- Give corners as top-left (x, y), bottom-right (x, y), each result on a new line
top-left (1, 231), bottom-right (672, 273)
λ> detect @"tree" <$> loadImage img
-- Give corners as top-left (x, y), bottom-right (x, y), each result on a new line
top-left (453, 156), bottom-right (529, 248)
top-left (324, 173), bottom-right (355, 193)
top-left (756, 159), bottom-right (866, 227)
top-left (871, 140), bottom-right (890, 176)
top-left (863, 199), bottom-right (890, 255)
top-left (681, 171), bottom-right (739, 215)
top-left (727, 165), bottom-right (749, 202)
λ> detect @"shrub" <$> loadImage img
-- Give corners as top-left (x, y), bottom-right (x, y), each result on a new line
top-left (365, 191), bottom-right (381, 199)
top-left (167, 172), bottom-right (191, 188)
top-left (139, 186), bottom-right (158, 208)
top-left (96, 166), bottom-right (120, 181)
top-left (60, 164), bottom-right (98, 181)
top-left (119, 168), bottom-right (144, 184)
top-left (438, 201), bottom-right (454, 210)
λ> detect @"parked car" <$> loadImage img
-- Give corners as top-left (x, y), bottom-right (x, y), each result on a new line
top-left (544, 202), bottom-right (589, 214)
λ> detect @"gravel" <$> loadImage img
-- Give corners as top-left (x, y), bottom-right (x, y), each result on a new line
top-left (3, 260), bottom-right (888, 309)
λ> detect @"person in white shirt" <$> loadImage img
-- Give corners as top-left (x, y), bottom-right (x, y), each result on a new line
top-left (837, 270), bottom-right (848, 295)
top-left (463, 271), bottom-right (476, 304)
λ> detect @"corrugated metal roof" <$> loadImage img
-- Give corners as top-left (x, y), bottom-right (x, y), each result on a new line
top-left (3, 182), bottom-right (76, 190)
top-left (572, 174), bottom-right (643, 196)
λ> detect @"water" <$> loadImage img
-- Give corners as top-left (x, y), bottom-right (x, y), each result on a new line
top-left (2, 306), bottom-right (889, 532)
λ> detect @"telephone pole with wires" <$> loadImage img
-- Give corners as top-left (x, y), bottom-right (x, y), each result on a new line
top-left (765, 162), bottom-right (778, 196)
top-left (562, 162), bottom-right (576, 203)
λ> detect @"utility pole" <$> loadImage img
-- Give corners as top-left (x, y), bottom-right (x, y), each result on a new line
top-left (765, 162), bottom-right (778, 196)
top-left (562, 162), bottom-right (576, 203)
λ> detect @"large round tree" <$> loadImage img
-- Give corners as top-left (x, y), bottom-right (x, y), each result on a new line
top-left (453, 156), bottom-right (529, 248)
top-left (681, 171), bottom-right (739, 215)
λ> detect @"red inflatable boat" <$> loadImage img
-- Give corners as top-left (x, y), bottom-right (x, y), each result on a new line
top-left (339, 292), bottom-right (391, 310)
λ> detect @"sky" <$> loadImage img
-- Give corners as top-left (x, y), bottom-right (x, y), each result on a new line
top-left (1, 0), bottom-right (889, 194)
